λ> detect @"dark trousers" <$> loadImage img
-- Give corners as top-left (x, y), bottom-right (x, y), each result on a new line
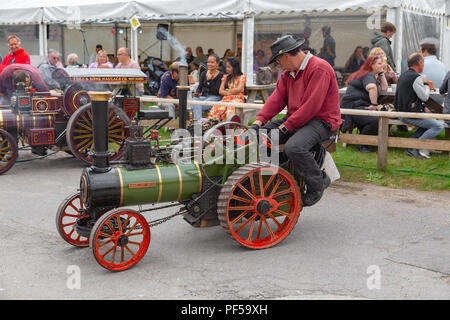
top-left (352, 115), bottom-right (379, 135)
top-left (262, 118), bottom-right (331, 192)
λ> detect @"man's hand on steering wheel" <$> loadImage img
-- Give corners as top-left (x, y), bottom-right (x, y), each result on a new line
top-left (239, 121), bottom-right (262, 145)
top-left (248, 123), bottom-right (260, 134)
top-left (250, 120), bottom-right (263, 131)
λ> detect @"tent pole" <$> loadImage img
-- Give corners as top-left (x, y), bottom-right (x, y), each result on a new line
top-left (232, 20), bottom-right (237, 54)
top-left (393, 7), bottom-right (403, 73)
top-left (39, 22), bottom-right (48, 56)
top-left (131, 27), bottom-right (138, 63)
top-left (242, 15), bottom-right (254, 86)
top-left (443, 13), bottom-right (450, 69)
top-left (114, 22), bottom-right (119, 55)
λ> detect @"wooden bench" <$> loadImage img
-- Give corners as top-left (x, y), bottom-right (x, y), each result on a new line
top-left (339, 109), bottom-right (450, 169)
top-left (343, 119), bottom-right (450, 138)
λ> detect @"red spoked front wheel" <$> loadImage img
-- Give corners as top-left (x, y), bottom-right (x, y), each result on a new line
top-left (0, 129), bottom-right (18, 175)
top-left (218, 163), bottom-right (302, 249)
top-left (89, 209), bottom-right (150, 272)
top-left (56, 193), bottom-right (90, 247)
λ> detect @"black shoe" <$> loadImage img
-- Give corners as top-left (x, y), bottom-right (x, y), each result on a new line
top-left (356, 145), bottom-right (375, 153)
top-left (31, 146), bottom-right (47, 156)
top-left (405, 148), bottom-right (426, 159)
top-left (302, 171), bottom-right (331, 207)
top-left (302, 190), bottom-right (323, 207)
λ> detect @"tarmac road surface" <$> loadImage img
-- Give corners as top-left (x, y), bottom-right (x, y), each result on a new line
top-left (0, 151), bottom-right (449, 300)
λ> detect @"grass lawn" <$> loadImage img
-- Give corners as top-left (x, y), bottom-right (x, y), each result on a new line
top-left (333, 129), bottom-right (450, 192)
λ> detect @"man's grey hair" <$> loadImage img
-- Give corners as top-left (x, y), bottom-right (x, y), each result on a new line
top-left (48, 49), bottom-right (60, 57)
top-left (67, 53), bottom-right (79, 65)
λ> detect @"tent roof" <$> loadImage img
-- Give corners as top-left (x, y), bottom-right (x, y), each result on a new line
top-left (249, 0), bottom-right (446, 16)
top-left (0, 0), bottom-right (446, 25)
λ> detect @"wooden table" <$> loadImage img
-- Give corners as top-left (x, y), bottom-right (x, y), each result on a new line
top-left (245, 83), bottom-right (276, 103)
top-left (237, 83), bottom-right (276, 125)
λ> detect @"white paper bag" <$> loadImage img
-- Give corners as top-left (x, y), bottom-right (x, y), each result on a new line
top-left (321, 151), bottom-right (340, 183)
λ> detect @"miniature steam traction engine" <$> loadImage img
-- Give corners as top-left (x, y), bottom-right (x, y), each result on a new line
top-left (0, 68), bottom-right (148, 174)
top-left (57, 90), bottom-right (338, 272)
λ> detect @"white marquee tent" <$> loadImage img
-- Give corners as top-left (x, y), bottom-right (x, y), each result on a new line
top-left (0, 0), bottom-right (445, 24)
top-left (0, 0), bottom-right (448, 83)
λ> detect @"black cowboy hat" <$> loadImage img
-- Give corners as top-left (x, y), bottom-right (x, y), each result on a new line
top-left (268, 35), bottom-right (305, 65)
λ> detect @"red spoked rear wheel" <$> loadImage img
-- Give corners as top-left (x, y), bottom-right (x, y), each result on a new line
top-left (89, 209), bottom-right (150, 272)
top-left (0, 129), bottom-right (18, 175)
top-left (56, 193), bottom-right (90, 247)
top-left (218, 163), bottom-right (302, 249)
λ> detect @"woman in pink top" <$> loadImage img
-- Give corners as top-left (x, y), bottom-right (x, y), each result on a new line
top-left (89, 50), bottom-right (113, 69)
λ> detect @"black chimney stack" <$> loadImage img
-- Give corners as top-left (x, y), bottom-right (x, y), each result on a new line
top-left (177, 64), bottom-right (189, 129)
top-left (88, 91), bottom-right (111, 172)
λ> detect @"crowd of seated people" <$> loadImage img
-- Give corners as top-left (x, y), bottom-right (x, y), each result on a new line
top-left (0, 36), bottom-right (145, 102)
top-left (159, 48), bottom-right (247, 121)
top-left (157, 46), bottom-right (246, 121)
top-left (1, 32), bottom-right (447, 160)
top-left (340, 43), bottom-right (447, 158)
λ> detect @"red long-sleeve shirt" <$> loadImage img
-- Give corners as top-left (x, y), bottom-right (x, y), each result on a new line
top-left (255, 55), bottom-right (341, 132)
top-left (0, 49), bottom-right (31, 74)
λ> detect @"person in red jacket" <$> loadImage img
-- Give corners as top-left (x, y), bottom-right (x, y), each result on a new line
top-left (250, 35), bottom-right (341, 206)
top-left (0, 35), bottom-right (31, 74)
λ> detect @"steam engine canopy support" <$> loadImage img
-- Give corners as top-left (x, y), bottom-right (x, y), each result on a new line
top-left (177, 64), bottom-right (189, 129)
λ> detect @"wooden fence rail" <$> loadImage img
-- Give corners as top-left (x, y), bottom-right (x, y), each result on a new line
top-left (338, 109), bottom-right (450, 170)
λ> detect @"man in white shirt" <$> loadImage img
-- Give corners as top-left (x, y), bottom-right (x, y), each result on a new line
top-left (420, 42), bottom-right (446, 105)
top-left (115, 47), bottom-right (144, 95)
